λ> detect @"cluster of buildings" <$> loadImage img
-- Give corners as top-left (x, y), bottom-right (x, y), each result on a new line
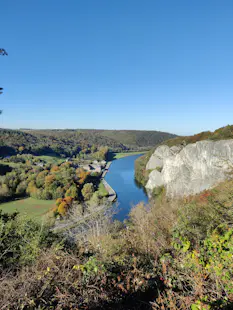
top-left (65, 158), bottom-right (107, 174)
top-left (82, 160), bottom-right (107, 174)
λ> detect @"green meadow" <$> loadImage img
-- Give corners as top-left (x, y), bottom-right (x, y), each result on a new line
top-left (112, 151), bottom-right (146, 160)
top-left (0, 198), bottom-right (56, 222)
top-left (37, 155), bottom-right (66, 165)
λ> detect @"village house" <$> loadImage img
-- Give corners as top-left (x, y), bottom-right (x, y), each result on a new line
top-left (36, 162), bottom-right (44, 168)
top-left (82, 163), bottom-right (102, 174)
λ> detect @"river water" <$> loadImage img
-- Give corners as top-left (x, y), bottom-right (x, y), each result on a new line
top-left (104, 154), bottom-right (148, 221)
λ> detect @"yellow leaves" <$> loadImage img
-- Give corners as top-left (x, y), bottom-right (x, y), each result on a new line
top-left (55, 197), bottom-right (73, 216)
top-left (56, 198), bottom-right (63, 206)
top-left (64, 196), bottom-right (73, 205)
top-left (76, 168), bottom-right (89, 184)
top-left (191, 250), bottom-right (199, 259)
top-left (72, 264), bottom-right (84, 272)
top-left (43, 266), bottom-right (52, 276)
top-left (51, 165), bottom-right (59, 172)
top-left (18, 146), bottom-right (25, 152)
top-left (205, 264), bottom-right (210, 270)
top-left (57, 201), bottom-right (68, 216)
top-left (29, 299), bottom-right (35, 306)
top-left (45, 174), bottom-right (55, 185)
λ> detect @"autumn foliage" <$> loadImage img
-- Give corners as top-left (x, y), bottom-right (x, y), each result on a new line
top-left (51, 165), bottom-right (59, 172)
top-left (76, 168), bottom-right (89, 184)
top-left (55, 196), bottom-right (73, 216)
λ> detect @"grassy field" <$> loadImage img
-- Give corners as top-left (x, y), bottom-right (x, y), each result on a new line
top-left (0, 160), bottom-right (21, 168)
top-left (112, 151), bottom-right (146, 160)
top-left (0, 198), bottom-right (56, 223)
top-left (98, 182), bottom-right (109, 197)
top-left (37, 155), bottom-right (65, 165)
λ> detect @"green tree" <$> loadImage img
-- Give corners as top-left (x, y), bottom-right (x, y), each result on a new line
top-left (91, 145), bottom-right (97, 153)
top-left (41, 189), bottom-right (52, 200)
top-left (81, 183), bottom-right (94, 201)
top-left (54, 186), bottom-right (65, 199)
top-left (16, 181), bottom-right (27, 195)
top-left (0, 184), bottom-right (10, 200)
top-left (67, 184), bottom-right (79, 200)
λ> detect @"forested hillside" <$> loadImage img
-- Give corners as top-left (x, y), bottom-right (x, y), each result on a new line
top-left (0, 128), bottom-right (176, 157)
top-left (76, 129), bottom-right (177, 148)
top-left (162, 124), bottom-right (233, 147)
top-left (0, 129), bottom-right (126, 157)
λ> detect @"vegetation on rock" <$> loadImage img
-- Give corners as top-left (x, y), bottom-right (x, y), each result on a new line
top-left (163, 124), bottom-right (233, 147)
top-left (134, 148), bottom-right (155, 186)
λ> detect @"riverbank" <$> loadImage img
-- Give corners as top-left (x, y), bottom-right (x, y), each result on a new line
top-left (101, 161), bottom-right (112, 178)
top-left (102, 179), bottom-right (116, 202)
top-left (101, 161), bottom-right (117, 202)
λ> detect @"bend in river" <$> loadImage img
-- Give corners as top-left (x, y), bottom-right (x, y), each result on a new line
top-left (104, 154), bottom-right (148, 221)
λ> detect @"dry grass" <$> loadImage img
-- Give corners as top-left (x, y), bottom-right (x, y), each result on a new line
top-left (1, 180), bottom-right (233, 309)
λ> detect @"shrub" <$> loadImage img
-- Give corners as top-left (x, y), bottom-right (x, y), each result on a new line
top-left (0, 211), bottom-right (59, 270)
top-left (98, 182), bottom-right (109, 197)
top-left (151, 185), bottom-right (164, 198)
top-left (82, 183), bottom-right (94, 201)
top-left (134, 149), bottom-right (154, 186)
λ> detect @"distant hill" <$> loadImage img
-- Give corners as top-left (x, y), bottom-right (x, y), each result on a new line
top-left (0, 128), bottom-right (177, 157)
top-left (25, 129), bottom-right (176, 148)
top-left (76, 129), bottom-right (177, 148)
top-left (0, 128), bottom-right (126, 157)
top-left (22, 129), bottom-right (177, 150)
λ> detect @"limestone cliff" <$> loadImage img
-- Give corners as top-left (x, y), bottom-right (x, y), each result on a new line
top-left (146, 140), bottom-right (233, 197)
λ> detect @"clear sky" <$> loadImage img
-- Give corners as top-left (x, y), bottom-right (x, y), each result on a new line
top-left (1, 0), bottom-right (233, 135)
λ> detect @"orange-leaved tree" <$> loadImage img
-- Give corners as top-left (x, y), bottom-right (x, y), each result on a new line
top-left (57, 201), bottom-right (68, 216)
top-left (56, 198), bottom-right (63, 206)
top-left (45, 174), bottom-right (55, 186)
top-left (64, 196), bottom-right (73, 205)
top-left (55, 196), bottom-right (73, 216)
top-left (51, 165), bottom-right (59, 172)
top-left (76, 168), bottom-right (89, 185)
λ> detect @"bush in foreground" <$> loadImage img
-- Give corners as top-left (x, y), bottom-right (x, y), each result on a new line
top-left (1, 180), bottom-right (233, 309)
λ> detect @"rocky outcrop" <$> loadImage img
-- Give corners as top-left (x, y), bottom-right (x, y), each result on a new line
top-left (146, 145), bottom-right (182, 170)
top-left (146, 169), bottom-right (164, 189)
top-left (146, 140), bottom-right (233, 197)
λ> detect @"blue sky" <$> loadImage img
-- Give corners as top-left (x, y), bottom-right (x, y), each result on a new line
top-left (1, 0), bottom-right (233, 135)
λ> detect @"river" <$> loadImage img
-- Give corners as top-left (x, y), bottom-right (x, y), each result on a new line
top-left (104, 154), bottom-right (148, 221)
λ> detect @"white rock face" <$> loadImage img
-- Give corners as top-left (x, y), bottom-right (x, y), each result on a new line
top-left (146, 145), bottom-right (172, 170)
top-left (146, 170), bottom-right (164, 190)
top-left (145, 140), bottom-right (233, 197)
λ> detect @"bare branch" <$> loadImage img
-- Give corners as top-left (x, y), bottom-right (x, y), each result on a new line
top-left (0, 49), bottom-right (8, 56)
